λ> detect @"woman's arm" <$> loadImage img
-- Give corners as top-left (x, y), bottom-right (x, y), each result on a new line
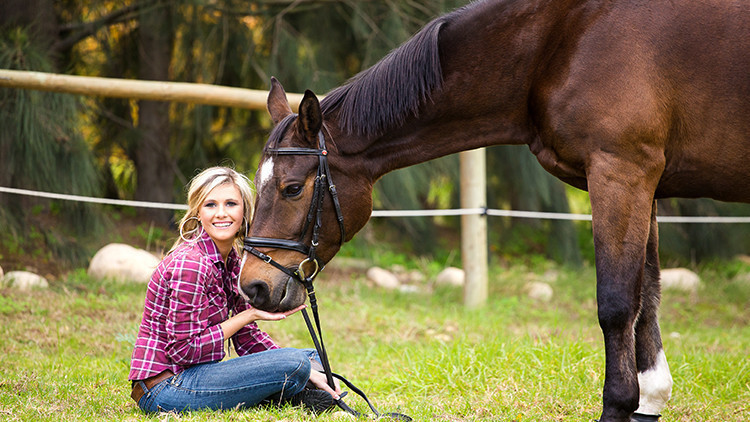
top-left (220, 305), bottom-right (305, 338)
top-left (164, 260), bottom-right (226, 366)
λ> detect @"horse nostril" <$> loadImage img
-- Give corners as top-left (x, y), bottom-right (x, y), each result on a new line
top-left (243, 280), bottom-right (270, 309)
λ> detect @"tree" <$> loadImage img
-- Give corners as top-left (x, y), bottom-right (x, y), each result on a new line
top-left (134, 2), bottom-right (174, 224)
top-left (0, 1), bottom-right (104, 266)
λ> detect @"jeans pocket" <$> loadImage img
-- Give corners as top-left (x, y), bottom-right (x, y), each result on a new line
top-left (139, 378), bottom-right (172, 413)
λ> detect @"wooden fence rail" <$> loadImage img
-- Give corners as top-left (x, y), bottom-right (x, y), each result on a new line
top-left (0, 69), bottom-right (304, 110)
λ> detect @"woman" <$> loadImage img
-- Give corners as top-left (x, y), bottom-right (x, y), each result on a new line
top-left (128, 166), bottom-right (341, 413)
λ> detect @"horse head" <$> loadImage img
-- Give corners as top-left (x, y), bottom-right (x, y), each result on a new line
top-left (239, 78), bottom-right (373, 312)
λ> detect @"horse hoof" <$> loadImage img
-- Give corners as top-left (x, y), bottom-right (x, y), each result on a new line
top-left (631, 413), bottom-right (661, 422)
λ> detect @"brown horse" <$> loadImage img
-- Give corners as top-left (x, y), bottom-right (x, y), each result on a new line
top-left (239, 0), bottom-right (750, 421)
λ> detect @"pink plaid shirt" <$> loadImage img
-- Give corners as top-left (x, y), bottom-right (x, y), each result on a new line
top-left (129, 231), bottom-right (278, 381)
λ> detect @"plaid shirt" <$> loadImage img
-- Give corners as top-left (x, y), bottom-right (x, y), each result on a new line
top-left (129, 231), bottom-right (278, 381)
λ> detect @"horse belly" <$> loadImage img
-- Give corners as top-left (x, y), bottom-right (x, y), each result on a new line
top-left (657, 153), bottom-right (750, 203)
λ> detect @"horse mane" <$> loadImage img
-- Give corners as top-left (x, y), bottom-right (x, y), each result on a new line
top-left (320, 15), bottom-right (450, 138)
top-left (265, 113), bottom-right (297, 152)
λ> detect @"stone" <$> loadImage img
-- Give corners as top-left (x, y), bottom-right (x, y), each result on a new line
top-left (400, 269), bottom-right (426, 284)
top-left (3, 271), bottom-right (49, 290)
top-left (660, 268), bottom-right (701, 293)
top-left (435, 267), bottom-right (465, 287)
top-left (366, 266), bottom-right (401, 290)
top-left (327, 256), bottom-right (371, 271)
top-left (88, 243), bottom-right (161, 283)
top-left (399, 284), bottom-right (420, 294)
top-left (734, 272), bottom-right (750, 286)
top-left (524, 281), bottom-right (553, 302)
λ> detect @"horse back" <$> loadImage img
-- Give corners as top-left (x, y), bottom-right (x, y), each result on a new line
top-left (531, 0), bottom-right (750, 202)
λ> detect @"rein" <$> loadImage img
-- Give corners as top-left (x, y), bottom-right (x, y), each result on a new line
top-left (243, 130), bottom-right (411, 421)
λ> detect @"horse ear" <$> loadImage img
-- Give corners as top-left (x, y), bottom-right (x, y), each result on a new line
top-left (298, 90), bottom-right (322, 142)
top-left (267, 77), bottom-right (293, 125)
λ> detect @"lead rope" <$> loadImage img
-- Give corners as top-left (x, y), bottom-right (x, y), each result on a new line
top-left (300, 278), bottom-right (412, 421)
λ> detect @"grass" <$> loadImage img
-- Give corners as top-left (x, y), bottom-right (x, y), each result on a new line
top-left (0, 260), bottom-right (748, 421)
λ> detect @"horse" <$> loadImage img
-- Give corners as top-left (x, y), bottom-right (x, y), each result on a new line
top-left (238, 0), bottom-right (750, 421)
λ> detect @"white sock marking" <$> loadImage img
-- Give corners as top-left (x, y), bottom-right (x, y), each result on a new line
top-left (636, 349), bottom-right (673, 415)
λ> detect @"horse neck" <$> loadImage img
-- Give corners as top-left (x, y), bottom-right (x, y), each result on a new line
top-left (343, 0), bottom-right (579, 179)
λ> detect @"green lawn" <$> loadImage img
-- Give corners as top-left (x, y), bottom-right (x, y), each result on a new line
top-left (1, 260), bottom-right (748, 421)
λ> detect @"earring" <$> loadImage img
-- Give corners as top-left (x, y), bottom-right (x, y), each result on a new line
top-left (179, 216), bottom-right (202, 243)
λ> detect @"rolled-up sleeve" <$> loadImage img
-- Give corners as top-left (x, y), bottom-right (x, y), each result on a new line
top-left (164, 260), bottom-right (225, 366)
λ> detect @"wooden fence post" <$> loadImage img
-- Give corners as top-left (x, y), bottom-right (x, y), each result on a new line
top-left (460, 148), bottom-right (488, 308)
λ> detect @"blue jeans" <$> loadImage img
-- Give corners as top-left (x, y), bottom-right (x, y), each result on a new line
top-left (136, 348), bottom-right (316, 413)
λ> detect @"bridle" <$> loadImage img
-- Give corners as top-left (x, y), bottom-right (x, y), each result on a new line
top-left (243, 129), bottom-right (346, 286)
top-left (241, 128), bottom-right (411, 420)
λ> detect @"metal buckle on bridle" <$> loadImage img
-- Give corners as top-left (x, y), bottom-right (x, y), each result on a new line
top-left (296, 257), bottom-right (320, 281)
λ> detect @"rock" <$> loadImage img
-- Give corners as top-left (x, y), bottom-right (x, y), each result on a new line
top-left (734, 272), bottom-right (750, 286)
top-left (366, 266), bottom-right (400, 290)
top-left (3, 271), bottom-right (49, 290)
top-left (327, 256), bottom-right (371, 271)
top-left (524, 281), bottom-right (553, 302)
top-left (402, 269), bottom-right (426, 284)
top-left (399, 284), bottom-right (420, 294)
top-left (660, 268), bottom-right (700, 293)
top-left (435, 267), bottom-right (465, 287)
top-left (542, 269), bottom-right (560, 283)
top-left (389, 265), bottom-right (426, 285)
top-left (88, 243), bottom-right (161, 283)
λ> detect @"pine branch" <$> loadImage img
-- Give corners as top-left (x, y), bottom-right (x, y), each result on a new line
top-left (52, 1), bottom-right (168, 54)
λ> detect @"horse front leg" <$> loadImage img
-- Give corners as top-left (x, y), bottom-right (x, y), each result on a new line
top-left (633, 200), bottom-right (672, 421)
top-left (588, 157), bottom-right (662, 422)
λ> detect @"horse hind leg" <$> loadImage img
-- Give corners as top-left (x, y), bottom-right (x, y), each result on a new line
top-left (633, 201), bottom-right (672, 420)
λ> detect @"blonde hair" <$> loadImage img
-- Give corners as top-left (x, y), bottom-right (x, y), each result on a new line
top-left (172, 166), bottom-right (255, 253)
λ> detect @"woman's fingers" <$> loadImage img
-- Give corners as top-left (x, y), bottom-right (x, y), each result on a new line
top-left (308, 370), bottom-right (342, 399)
top-left (283, 304), bottom-right (307, 317)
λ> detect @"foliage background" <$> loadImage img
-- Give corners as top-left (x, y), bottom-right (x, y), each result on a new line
top-left (1, 0), bottom-right (749, 273)
top-left (0, 3), bottom-right (748, 421)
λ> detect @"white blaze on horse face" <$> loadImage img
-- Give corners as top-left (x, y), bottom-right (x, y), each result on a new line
top-left (636, 349), bottom-right (673, 415)
top-left (258, 157), bottom-right (275, 195)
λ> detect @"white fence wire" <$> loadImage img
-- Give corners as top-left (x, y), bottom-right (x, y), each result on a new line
top-left (3, 185), bottom-right (750, 223)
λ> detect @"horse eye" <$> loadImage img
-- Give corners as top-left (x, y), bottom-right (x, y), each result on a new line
top-left (282, 184), bottom-right (303, 198)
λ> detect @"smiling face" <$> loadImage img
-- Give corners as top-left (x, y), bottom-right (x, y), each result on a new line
top-left (198, 182), bottom-right (244, 259)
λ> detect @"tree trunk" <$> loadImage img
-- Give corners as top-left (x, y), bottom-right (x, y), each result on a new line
top-left (135, 3), bottom-right (174, 224)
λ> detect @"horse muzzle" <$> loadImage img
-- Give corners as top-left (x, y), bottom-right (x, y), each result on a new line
top-left (242, 276), bottom-right (307, 312)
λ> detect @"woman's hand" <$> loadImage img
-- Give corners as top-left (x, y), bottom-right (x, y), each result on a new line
top-left (221, 304), bottom-right (306, 338)
top-left (250, 304), bottom-right (306, 322)
top-left (307, 369), bottom-right (343, 400)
